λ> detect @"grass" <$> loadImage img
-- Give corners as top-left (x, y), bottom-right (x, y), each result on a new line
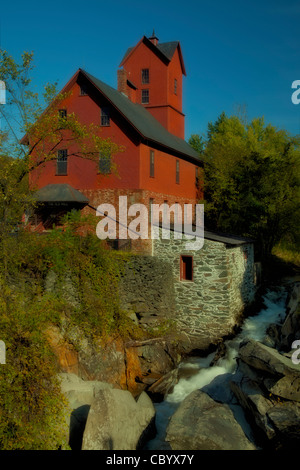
top-left (261, 241), bottom-right (300, 284)
top-left (272, 242), bottom-right (300, 267)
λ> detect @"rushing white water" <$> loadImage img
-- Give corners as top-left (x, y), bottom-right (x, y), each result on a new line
top-left (145, 287), bottom-right (288, 450)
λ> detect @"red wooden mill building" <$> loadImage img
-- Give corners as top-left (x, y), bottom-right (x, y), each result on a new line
top-left (25, 32), bottom-right (257, 347)
top-left (28, 32), bottom-right (204, 249)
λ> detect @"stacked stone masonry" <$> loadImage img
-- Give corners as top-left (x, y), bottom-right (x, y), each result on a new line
top-left (152, 229), bottom-right (256, 350)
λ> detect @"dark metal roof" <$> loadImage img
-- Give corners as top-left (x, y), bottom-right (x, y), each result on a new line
top-left (121, 46), bottom-right (134, 64)
top-left (158, 222), bottom-right (253, 245)
top-left (121, 41), bottom-right (179, 66)
top-left (204, 230), bottom-right (253, 246)
top-left (81, 70), bottom-right (201, 163)
top-left (119, 36), bottom-right (186, 75)
top-left (157, 41), bottom-right (179, 61)
top-left (34, 184), bottom-right (89, 203)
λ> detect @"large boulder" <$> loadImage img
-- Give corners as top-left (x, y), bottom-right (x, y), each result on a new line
top-left (266, 401), bottom-right (300, 449)
top-left (60, 373), bottom-right (113, 450)
top-left (165, 390), bottom-right (256, 450)
top-left (231, 375), bottom-right (300, 449)
top-left (264, 374), bottom-right (300, 402)
top-left (238, 338), bottom-right (300, 377)
top-left (231, 330), bottom-right (300, 449)
top-left (230, 378), bottom-right (276, 442)
top-left (82, 388), bottom-right (156, 450)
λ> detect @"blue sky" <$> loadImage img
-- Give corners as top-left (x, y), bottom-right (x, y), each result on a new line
top-left (1, 0), bottom-right (300, 140)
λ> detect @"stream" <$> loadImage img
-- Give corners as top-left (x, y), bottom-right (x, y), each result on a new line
top-left (145, 286), bottom-right (288, 450)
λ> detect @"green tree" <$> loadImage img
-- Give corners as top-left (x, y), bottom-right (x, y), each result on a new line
top-left (188, 133), bottom-right (205, 155)
top-left (190, 113), bottom-right (300, 258)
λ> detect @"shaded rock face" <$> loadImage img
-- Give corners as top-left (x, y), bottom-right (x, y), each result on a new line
top-left (75, 337), bottom-right (180, 396)
top-left (60, 373), bottom-right (156, 450)
top-left (44, 265), bottom-right (181, 396)
top-left (231, 334), bottom-right (300, 449)
top-left (279, 283), bottom-right (300, 351)
top-left (60, 373), bottom-right (113, 450)
top-left (265, 282), bottom-right (300, 351)
top-left (238, 338), bottom-right (300, 377)
top-left (147, 369), bottom-right (179, 402)
top-left (47, 318), bottom-right (181, 397)
top-left (82, 388), bottom-right (156, 450)
top-left (165, 390), bottom-right (256, 450)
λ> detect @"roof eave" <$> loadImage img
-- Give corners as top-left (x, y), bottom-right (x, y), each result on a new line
top-left (176, 43), bottom-right (187, 76)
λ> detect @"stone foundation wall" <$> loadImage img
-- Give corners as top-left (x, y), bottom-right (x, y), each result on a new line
top-left (118, 255), bottom-right (176, 327)
top-left (152, 231), bottom-right (256, 350)
top-left (226, 244), bottom-right (256, 318)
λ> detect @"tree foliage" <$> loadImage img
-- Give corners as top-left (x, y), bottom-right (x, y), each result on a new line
top-left (0, 50), bottom-right (125, 449)
top-left (189, 113), bottom-right (300, 258)
top-left (0, 211), bottom-right (141, 449)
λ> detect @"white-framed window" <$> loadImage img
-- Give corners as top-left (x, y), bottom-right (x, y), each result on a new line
top-left (141, 68), bottom-right (150, 84)
top-left (142, 89), bottom-right (149, 104)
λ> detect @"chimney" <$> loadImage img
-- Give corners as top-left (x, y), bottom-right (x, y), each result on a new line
top-left (149, 29), bottom-right (159, 46)
top-left (117, 68), bottom-right (128, 96)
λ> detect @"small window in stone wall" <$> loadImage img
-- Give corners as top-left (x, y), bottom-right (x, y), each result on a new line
top-left (180, 255), bottom-right (193, 281)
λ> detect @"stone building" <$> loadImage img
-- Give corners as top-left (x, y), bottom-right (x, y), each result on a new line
top-left (153, 226), bottom-right (256, 350)
top-left (119, 225), bottom-right (257, 351)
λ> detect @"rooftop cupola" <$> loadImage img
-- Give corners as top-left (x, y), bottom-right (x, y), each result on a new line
top-left (149, 30), bottom-right (159, 46)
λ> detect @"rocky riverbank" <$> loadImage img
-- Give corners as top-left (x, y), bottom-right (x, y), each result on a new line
top-left (230, 282), bottom-right (300, 449)
top-left (56, 280), bottom-right (299, 450)
top-left (163, 281), bottom-right (300, 450)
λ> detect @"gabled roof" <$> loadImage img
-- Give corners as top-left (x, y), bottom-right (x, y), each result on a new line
top-left (119, 36), bottom-right (186, 76)
top-left (22, 67), bottom-right (201, 164)
top-left (34, 184), bottom-right (89, 203)
top-left (80, 69), bottom-right (201, 163)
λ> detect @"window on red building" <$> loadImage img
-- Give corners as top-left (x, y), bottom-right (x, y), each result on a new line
top-left (58, 109), bottom-right (67, 119)
top-left (195, 167), bottom-right (200, 187)
top-left (174, 78), bottom-right (177, 95)
top-left (56, 149), bottom-right (68, 175)
top-left (180, 255), bottom-right (193, 281)
top-left (99, 151), bottom-right (111, 174)
top-left (100, 107), bottom-right (110, 126)
top-left (141, 69), bottom-right (149, 84)
top-left (142, 89), bottom-right (149, 104)
top-left (80, 85), bottom-right (88, 96)
top-left (176, 160), bottom-right (180, 184)
top-left (150, 150), bottom-right (155, 177)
